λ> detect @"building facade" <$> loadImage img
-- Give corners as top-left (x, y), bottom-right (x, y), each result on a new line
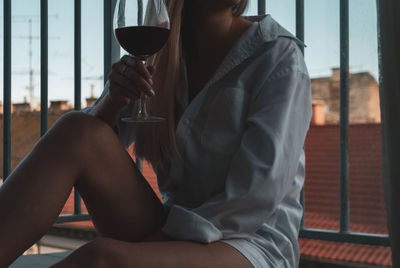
top-left (311, 69), bottom-right (380, 125)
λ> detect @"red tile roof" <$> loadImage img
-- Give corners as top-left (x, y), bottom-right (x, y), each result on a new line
top-left (302, 123), bottom-right (391, 266)
top-left (59, 123), bottom-right (392, 267)
top-left (300, 239), bottom-right (392, 267)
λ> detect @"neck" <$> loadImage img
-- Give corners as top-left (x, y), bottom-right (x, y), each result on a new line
top-left (184, 2), bottom-right (239, 61)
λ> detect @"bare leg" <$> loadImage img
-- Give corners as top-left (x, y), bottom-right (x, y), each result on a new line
top-left (52, 237), bottom-right (254, 268)
top-left (0, 112), bottom-right (165, 266)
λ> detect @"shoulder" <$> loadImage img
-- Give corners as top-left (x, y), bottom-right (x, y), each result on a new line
top-left (247, 39), bottom-right (310, 102)
top-left (252, 15), bottom-right (309, 79)
top-left (240, 16), bottom-right (309, 87)
top-left (264, 37), bottom-right (309, 82)
top-left (244, 37), bottom-right (308, 98)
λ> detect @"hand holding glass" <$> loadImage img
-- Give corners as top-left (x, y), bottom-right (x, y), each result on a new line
top-left (114, 0), bottom-right (170, 123)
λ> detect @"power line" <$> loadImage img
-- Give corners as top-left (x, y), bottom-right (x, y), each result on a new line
top-left (2, 15), bottom-right (59, 107)
top-left (0, 14), bottom-right (58, 23)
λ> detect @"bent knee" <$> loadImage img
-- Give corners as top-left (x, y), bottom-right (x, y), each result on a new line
top-left (52, 111), bottom-right (116, 143)
top-left (56, 111), bottom-right (109, 131)
top-left (42, 111), bottom-right (121, 158)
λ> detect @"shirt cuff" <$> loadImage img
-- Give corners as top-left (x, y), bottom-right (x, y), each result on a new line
top-left (161, 205), bottom-right (222, 243)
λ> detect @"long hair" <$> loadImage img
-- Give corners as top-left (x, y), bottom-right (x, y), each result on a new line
top-left (134, 0), bottom-right (249, 170)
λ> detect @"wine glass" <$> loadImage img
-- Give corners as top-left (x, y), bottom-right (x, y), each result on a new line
top-left (114, 0), bottom-right (170, 124)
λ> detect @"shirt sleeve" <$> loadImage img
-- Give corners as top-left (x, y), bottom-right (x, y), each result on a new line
top-left (81, 81), bottom-right (136, 148)
top-left (161, 43), bottom-right (312, 243)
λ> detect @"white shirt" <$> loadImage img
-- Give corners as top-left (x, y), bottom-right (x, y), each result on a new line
top-left (86, 15), bottom-right (312, 268)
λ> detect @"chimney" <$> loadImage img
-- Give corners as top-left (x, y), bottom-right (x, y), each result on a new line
top-left (331, 68), bottom-right (340, 82)
top-left (331, 67), bottom-right (352, 82)
top-left (86, 84), bottom-right (98, 107)
top-left (50, 100), bottom-right (69, 111)
top-left (311, 102), bottom-right (326, 126)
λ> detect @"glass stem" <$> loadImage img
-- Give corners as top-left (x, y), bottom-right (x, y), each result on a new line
top-left (133, 57), bottom-right (148, 120)
top-left (137, 95), bottom-right (148, 119)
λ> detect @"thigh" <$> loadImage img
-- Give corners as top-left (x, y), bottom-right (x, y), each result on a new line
top-left (66, 112), bottom-right (165, 242)
top-left (55, 238), bottom-right (254, 268)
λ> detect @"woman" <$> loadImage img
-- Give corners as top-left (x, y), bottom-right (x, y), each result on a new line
top-left (0, 0), bottom-right (311, 267)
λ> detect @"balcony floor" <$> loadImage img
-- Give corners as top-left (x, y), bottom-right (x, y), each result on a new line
top-left (10, 251), bottom-right (71, 268)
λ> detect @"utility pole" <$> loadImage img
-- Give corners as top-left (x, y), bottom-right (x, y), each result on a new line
top-left (27, 19), bottom-right (34, 106)
top-left (2, 14), bottom-right (58, 109)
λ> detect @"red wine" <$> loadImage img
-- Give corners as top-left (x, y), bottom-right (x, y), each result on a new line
top-left (115, 26), bottom-right (170, 59)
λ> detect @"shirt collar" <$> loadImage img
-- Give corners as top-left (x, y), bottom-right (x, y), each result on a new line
top-left (249, 15), bottom-right (305, 47)
top-left (176, 15), bottom-right (305, 110)
top-left (203, 15), bottom-right (305, 88)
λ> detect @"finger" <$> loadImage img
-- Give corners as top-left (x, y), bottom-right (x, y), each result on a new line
top-left (120, 57), bottom-right (152, 86)
top-left (147, 65), bottom-right (156, 75)
top-left (113, 57), bottom-right (155, 97)
top-left (109, 72), bottom-right (141, 98)
top-left (126, 70), bottom-right (155, 97)
top-left (109, 80), bottom-right (140, 100)
top-left (118, 63), bottom-right (128, 77)
top-left (112, 61), bottom-right (129, 79)
top-left (111, 61), bottom-right (121, 71)
top-left (121, 55), bottom-right (136, 68)
top-left (134, 60), bottom-right (152, 83)
top-left (109, 71), bottom-right (131, 90)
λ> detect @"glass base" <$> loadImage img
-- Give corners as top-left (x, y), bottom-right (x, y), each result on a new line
top-left (121, 116), bottom-right (165, 124)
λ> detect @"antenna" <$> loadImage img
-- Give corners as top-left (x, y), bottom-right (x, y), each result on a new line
top-left (1, 14), bottom-right (59, 108)
top-left (27, 19), bottom-right (34, 106)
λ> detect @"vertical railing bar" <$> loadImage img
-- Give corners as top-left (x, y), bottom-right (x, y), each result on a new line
top-left (296, 0), bottom-right (305, 54)
top-left (258, 0), bottom-right (266, 16)
top-left (40, 0), bottom-right (48, 136)
top-left (74, 0), bottom-right (81, 112)
top-left (339, 0), bottom-right (350, 233)
top-left (137, 0), bottom-right (143, 26)
top-left (104, 0), bottom-right (112, 85)
top-left (74, 0), bottom-right (82, 215)
top-left (3, 0), bottom-right (12, 181)
top-left (136, 159), bottom-right (143, 172)
top-left (296, 0), bottom-right (305, 229)
top-left (135, 0), bottom-right (143, 172)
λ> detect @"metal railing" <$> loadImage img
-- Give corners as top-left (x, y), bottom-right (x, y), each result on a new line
top-left (293, 0), bottom-right (389, 247)
top-left (1, 0), bottom-right (390, 246)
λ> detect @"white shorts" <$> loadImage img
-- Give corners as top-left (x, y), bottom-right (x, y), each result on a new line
top-left (221, 238), bottom-right (274, 268)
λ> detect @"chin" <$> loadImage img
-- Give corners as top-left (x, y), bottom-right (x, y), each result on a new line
top-left (194, 0), bottom-right (240, 7)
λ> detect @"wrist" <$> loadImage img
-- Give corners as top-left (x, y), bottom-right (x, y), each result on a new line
top-left (90, 94), bottom-right (125, 127)
top-left (106, 92), bottom-right (130, 111)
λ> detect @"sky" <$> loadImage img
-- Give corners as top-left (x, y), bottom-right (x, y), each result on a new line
top-left (0, 0), bottom-right (379, 105)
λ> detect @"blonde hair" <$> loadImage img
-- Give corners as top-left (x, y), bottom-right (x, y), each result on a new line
top-left (134, 0), bottom-right (249, 170)
top-left (233, 0), bottom-right (249, 16)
